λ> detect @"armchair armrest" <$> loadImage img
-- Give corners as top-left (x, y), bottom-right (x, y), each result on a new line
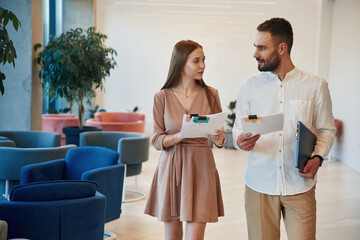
top-left (118, 137), bottom-right (149, 165)
top-left (20, 159), bottom-right (66, 184)
top-left (82, 164), bottom-right (125, 222)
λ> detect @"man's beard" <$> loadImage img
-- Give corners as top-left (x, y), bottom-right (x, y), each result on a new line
top-left (256, 50), bottom-right (280, 72)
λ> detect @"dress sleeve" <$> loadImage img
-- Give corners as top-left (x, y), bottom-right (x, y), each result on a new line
top-left (151, 91), bottom-right (167, 151)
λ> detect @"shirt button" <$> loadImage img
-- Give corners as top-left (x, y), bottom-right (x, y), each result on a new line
top-left (280, 101), bottom-right (283, 104)
top-left (279, 133), bottom-right (282, 136)
top-left (279, 166), bottom-right (282, 169)
top-left (279, 149), bottom-right (282, 152)
top-left (280, 85), bottom-right (283, 88)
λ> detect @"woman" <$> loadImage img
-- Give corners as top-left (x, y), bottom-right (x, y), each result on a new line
top-left (145, 40), bottom-right (225, 240)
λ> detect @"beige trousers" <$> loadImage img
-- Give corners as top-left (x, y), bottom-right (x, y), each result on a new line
top-left (245, 185), bottom-right (316, 240)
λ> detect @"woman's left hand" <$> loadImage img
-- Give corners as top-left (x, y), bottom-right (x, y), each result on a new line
top-left (207, 130), bottom-right (226, 147)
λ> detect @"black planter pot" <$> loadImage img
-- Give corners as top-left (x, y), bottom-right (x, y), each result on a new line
top-left (63, 126), bottom-right (102, 146)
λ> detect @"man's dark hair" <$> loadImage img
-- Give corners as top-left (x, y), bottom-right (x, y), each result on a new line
top-left (257, 18), bottom-right (293, 54)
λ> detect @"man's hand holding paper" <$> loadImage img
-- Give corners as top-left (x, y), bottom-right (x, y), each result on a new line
top-left (236, 113), bottom-right (284, 151)
top-left (240, 113), bottom-right (284, 136)
top-left (236, 133), bottom-right (260, 151)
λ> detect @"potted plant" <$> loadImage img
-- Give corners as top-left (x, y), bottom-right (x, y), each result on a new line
top-left (37, 27), bottom-right (117, 145)
top-left (0, 7), bottom-right (21, 95)
top-left (225, 100), bottom-right (236, 149)
top-left (86, 104), bottom-right (106, 120)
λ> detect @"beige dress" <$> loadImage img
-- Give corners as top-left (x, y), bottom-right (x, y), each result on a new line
top-left (144, 87), bottom-right (224, 222)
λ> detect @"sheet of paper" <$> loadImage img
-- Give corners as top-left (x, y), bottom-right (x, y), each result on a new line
top-left (178, 112), bottom-right (228, 138)
top-left (240, 113), bottom-right (284, 136)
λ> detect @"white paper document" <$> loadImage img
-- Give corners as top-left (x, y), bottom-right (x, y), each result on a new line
top-left (240, 113), bottom-right (284, 136)
top-left (178, 112), bottom-right (228, 138)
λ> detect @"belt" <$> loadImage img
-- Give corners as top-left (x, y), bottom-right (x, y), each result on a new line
top-left (169, 141), bottom-right (209, 216)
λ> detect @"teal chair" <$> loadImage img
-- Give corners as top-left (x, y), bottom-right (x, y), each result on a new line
top-left (0, 131), bottom-right (76, 197)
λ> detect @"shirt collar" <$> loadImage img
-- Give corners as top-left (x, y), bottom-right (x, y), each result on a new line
top-left (284, 67), bottom-right (298, 80)
top-left (266, 67), bottom-right (298, 82)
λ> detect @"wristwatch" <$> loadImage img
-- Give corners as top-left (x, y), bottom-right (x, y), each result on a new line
top-left (312, 155), bottom-right (324, 167)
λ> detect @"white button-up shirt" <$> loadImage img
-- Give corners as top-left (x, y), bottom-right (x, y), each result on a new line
top-left (233, 67), bottom-right (336, 195)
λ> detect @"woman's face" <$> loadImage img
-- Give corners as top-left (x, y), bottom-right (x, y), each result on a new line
top-left (182, 47), bottom-right (205, 80)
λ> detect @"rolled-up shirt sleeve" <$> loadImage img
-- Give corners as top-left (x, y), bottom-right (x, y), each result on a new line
top-left (152, 91), bottom-right (167, 151)
top-left (313, 80), bottom-right (336, 158)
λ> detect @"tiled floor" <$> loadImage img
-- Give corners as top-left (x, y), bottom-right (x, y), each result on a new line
top-left (105, 147), bottom-right (360, 239)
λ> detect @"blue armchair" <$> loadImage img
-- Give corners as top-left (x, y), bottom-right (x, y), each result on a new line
top-left (79, 131), bottom-right (150, 201)
top-left (0, 181), bottom-right (106, 240)
top-left (21, 146), bottom-right (125, 223)
top-left (0, 131), bottom-right (76, 196)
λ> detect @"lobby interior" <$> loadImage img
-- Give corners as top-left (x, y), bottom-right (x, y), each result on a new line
top-left (1, 0), bottom-right (359, 239)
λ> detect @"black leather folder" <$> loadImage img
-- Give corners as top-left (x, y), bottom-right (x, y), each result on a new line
top-left (295, 121), bottom-right (317, 173)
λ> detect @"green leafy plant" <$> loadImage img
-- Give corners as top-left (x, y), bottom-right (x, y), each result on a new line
top-left (0, 7), bottom-right (21, 95)
top-left (37, 27), bottom-right (117, 128)
top-left (226, 100), bottom-right (236, 130)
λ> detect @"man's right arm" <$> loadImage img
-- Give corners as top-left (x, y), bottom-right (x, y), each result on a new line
top-left (232, 82), bottom-right (260, 151)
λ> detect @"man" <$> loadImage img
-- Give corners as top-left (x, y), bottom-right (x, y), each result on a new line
top-left (232, 18), bottom-right (336, 240)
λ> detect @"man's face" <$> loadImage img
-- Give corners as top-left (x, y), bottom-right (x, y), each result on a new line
top-left (253, 31), bottom-right (280, 72)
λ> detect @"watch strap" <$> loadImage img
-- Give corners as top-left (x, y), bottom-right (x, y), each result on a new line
top-left (312, 155), bottom-right (324, 167)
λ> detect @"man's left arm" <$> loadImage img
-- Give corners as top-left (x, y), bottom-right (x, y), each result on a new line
top-left (300, 80), bottom-right (336, 179)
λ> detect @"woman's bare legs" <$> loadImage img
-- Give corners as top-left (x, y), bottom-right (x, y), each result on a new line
top-left (185, 222), bottom-right (206, 240)
top-left (165, 219), bottom-right (183, 240)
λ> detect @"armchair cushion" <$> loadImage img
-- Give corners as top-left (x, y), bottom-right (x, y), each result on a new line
top-left (10, 180), bottom-right (97, 202)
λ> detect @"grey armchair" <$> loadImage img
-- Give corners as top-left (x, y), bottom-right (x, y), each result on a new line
top-left (0, 131), bottom-right (76, 196)
top-left (79, 131), bottom-right (149, 202)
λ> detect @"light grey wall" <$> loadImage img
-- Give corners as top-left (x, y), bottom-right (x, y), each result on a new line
top-left (95, 0), bottom-right (327, 136)
top-left (62, 0), bottom-right (94, 31)
top-left (328, 0), bottom-right (360, 172)
top-left (61, 0), bottom-right (94, 122)
top-left (0, 0), bottom-right (42, 131)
